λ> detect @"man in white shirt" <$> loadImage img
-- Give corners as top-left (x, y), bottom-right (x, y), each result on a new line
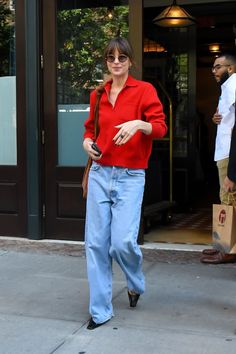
top-left (201, 53), bottom-right (236, 264)
top-left (213, 54), bottom-right (236, 203)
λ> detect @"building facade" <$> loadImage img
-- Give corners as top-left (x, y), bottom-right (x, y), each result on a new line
top-left (0, 0), bottom-right (235, 242)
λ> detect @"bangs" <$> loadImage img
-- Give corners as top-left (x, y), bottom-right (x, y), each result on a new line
top-left (104, 37), bottom-right (133, 62)
top-left (106, 43), bottom-right (128, 56)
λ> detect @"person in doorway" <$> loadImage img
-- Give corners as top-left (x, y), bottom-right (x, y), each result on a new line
top-left (83, 37), bottom-right (167, 329)
top-left (201, 53), bottom-right (236, 264)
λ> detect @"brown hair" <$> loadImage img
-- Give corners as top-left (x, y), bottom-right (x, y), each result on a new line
top-left (104, 37), bottom-right (134, 64)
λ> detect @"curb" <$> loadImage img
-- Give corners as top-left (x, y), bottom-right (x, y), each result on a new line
top-left (1, 237), bottom-right (236, 267)
top-left (0, 237), bottom-right (204, 264)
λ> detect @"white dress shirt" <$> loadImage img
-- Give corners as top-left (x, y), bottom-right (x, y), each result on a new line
top-left (214, 73), bottom-right (236, 161)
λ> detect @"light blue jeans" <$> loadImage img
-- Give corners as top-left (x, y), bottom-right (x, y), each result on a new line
top-left (85, 162), bottom-right (145, 324)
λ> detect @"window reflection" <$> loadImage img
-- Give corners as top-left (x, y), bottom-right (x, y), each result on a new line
top-left (57, 2), bottom-right (129, 104)
top-left (0, 0), bottom-right (16, 165)
top-left (57, 1), bottom-right (129, 166)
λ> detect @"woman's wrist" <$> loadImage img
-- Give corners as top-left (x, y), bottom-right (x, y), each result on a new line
top-left (140, 121), bottom-right (152, 135)
top-left (83, 138), bottom-right (93, 151)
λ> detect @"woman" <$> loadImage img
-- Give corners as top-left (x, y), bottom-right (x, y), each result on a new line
top-left (83, 37), bottom-right (167, 330)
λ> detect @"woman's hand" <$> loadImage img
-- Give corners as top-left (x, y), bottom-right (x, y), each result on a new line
top-left (113, 120), bottom-right (152, 145)
top-left (83, 138), bottom-right (102, 160)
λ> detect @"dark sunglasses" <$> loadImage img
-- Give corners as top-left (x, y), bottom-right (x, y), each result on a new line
top-left (106, 54), bottom-right (128, 63)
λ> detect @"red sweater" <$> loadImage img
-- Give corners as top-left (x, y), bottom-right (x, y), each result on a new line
top-left (84, 75), bottom-right (167, 169)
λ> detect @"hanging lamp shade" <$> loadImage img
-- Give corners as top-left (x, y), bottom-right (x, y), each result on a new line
top-left (144, 38), bottom-right (166, 53)
top-left (153, 0), bottom-right (196, 27)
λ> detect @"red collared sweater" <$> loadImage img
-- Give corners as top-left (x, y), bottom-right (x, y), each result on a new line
top-left (84, 75), bottom-right (167, 169)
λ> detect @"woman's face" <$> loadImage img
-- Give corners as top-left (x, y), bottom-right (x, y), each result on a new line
top-left (106, 48), bottom-right (131, 78)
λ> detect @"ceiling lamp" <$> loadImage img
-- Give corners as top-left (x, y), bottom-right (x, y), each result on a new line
top-left (153, 0), bottom-right (196, 28)
top-left (144, 38), bottom-right (166, 53)
top-left (209, 43), bottom-right (220, 53)
top-left (107, 7), bottom-right (114, 20)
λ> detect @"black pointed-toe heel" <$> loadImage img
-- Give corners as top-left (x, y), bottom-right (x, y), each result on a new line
top-left (87, 317), bottom-right (110, 330)
top-left (128, 291), bottom-right (140, 308)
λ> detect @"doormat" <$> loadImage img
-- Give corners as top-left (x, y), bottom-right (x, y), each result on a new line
top-left (144, 228), bottom-right (212, 245)
top-left (166, 209), bottom-right (212, 231)
top-left (145, 209), bottom-right (212, 245)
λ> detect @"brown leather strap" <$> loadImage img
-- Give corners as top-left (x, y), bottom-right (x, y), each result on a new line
top-left (94, 86), bottom-right (104, 139)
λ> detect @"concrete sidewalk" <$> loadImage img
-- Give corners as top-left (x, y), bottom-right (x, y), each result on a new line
top-left (0, 240), bottom-right (236, 354)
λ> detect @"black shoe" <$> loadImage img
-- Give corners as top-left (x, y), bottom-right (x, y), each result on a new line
top-left (128, 291), bottom-right (140, 308)
top-left (87, 317), bottom-right (110, 330)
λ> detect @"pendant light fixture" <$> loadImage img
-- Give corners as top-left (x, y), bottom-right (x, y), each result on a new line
top-left (208, 43), bottom-right (220, 53)
top-left (107, 7), bottom-right (114, 20)
top-left (144, 38), bottom-right (166, 53)
top-left (153, 0), bottom-right (196, 28)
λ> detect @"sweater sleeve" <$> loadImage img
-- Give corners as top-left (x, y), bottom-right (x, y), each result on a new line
top-left (83, 90), bottom-right (97, 141)
top-left (228, 120), bottom-right (236, 182)
top-left (142, 83), bottom-right (167, 139)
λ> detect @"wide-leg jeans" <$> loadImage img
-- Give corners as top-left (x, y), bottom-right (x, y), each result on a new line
top-left (85, 162), bottom-right (145, 324)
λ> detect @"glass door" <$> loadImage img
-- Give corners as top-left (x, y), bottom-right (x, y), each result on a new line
top-left (43, 0), bottom-right (129, 240)
top-left (0, 0), bottom-right (27, 236)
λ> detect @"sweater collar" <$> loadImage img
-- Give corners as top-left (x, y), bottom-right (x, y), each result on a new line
top-left (105, 75), bottom-right (138, 91)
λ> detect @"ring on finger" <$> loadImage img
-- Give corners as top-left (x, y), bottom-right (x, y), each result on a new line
top-left (120, 134), bottom-right (124, 139)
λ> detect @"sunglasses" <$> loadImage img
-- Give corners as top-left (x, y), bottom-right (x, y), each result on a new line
top-left (212, 64), bottom-right (230, 72)
top-left (106, 54), bottom-right (128, 63)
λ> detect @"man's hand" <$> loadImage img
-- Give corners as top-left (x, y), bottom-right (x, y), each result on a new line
top-left (212, 108), bottom-right (222, 125)
top-left (223, 176), bottom-right (235, 192)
